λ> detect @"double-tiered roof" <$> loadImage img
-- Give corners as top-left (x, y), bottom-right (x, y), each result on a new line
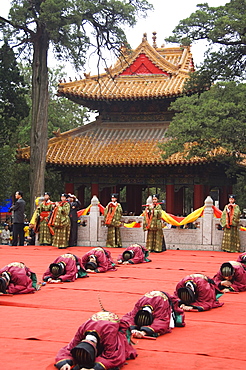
top-left (17, 34), bottom-right (198, 167)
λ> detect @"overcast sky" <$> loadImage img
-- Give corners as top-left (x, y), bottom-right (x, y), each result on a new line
top-left (2, 0), bottom-right (228, 75)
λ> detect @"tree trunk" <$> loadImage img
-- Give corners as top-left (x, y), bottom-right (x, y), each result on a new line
top-left (30, 27), bottom-right (49, 215)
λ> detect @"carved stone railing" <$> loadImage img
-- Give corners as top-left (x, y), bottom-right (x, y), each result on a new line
top-left (77, 195), bottom-right (246, 251)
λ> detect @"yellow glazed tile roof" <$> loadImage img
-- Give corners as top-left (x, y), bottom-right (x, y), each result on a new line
top-left (17, 121), bottom-right (222, 167)
top-left (57, 36), bottom-right (194, 102)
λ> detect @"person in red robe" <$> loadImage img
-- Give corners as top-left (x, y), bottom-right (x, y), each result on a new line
top-left (117, 244), bottom-right (151, 264)
top-left (213, 261), bottom-right (246, 292)
top-left (122, 290), bottom-right (185, 339)
top-left (43, 253), bottom-right (87, 283)
top-left (55, 311), bottom-right (137, 370)
top-left (81, 247), bottom-right (116, 273)
top-left (0, 262), bottom-right (37, 294)
top-left (174, 273), bottom-right (224, 311)
top-left (237, 252), bottom-right (246, 269)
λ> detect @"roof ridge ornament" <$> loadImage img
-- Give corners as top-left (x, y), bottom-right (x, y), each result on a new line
top-left (152, 31), bottom-right (157, 48)
top-left (84, 72), bottom-right (91, 79)
top-left (142, 32), bottom-right (147, 42)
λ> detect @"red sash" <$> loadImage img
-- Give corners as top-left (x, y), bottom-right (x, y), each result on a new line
top-left (226, 204), bottom-right (235, 228)
top-left (48, 201), bottom-right (68, 235)
top-left (105, 203), bottom-right (118, 225)
top-left (144, 208), bottom-right (154, 230)
top-left (40, 211), bottom-right (50, 218)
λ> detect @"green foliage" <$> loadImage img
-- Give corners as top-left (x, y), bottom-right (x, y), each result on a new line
top-left (16, 63), bottom-right (90, 143)
top-left (183, 70), bottom-right (212, 92)
top-left (0, 42), bottom-right (30, 209)
top-left (163, 0), bottom-right (246, 204)
top-left (160, 82), bottom-right (246, 174)
top-left (0, 42), bottom-right (29, 146)
top-left (0, 58), bottom-right (88, 211)
top-left (2, 0), bottom-right (153, 69)
top-left (0, 144), bottom-right (31, 215)
top-left (44, 168), bottom-right (65, 204)
top-left (234, 173), bottom-right (246, 211)
top-left (47, 66), bottom-right (90, 136)
top-left (166, 0), bottom-right (246, 82)
top-left (0, 146), bottom-right (16, 204)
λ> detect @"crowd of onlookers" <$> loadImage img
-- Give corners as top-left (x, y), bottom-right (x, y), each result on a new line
top-left (0, 218), bottom-right (35, 246)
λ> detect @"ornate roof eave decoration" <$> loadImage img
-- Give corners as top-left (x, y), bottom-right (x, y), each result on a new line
top-left (57, 34), bottom-right (194, 103)
top-left (113, 39), bottom-right (182, 76)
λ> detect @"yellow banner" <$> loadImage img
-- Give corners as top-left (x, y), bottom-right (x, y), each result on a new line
top-left (161, 206), bottom-right (205, 226)
top-left (124, 222), bottom-right (141, 228)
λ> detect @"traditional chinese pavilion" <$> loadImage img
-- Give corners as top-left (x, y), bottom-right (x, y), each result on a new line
top-left (17, 33), bottom-right (234, 215)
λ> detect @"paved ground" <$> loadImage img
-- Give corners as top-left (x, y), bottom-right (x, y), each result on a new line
top-left (1, 245), bottom-right (246, 370)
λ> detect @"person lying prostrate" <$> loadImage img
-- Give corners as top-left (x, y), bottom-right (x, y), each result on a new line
top-left (213, 261), bottom-right (246, 292)
top-left (43, 253), bottom-right (87, 283)
top-left (55, 311), bottom-right (137, 370)
top-left (174, 273), bottom-right (224, 311)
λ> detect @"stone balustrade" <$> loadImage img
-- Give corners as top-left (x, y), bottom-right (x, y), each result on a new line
top-left (77, 196), bottom-right (246, 251)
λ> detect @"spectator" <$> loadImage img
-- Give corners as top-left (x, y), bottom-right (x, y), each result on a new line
top-left (9, 191), bottom-right (26, 246)
top-left (0, 224), bottom-right (11, 245)
top-left (68, 194), bottom-right (81, 247)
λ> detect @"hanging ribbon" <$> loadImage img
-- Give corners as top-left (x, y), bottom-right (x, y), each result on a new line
top-left (77, 205), bottom-right (92, 217)
top-left (160, 206), bottom-right (205, 226)
top-left (75, 202), bottom-right (245, 230)
top-left (124, 221), bottom-right (142, 228)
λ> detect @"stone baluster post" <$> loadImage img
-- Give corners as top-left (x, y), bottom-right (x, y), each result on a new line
top-left (89, 195), bottom-right (100, 244)
top-left (202, 196), bottom-right (214, 246)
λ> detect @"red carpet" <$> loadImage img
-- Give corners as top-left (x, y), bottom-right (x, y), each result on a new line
top-left (1, 245), bottom-right (246, 370)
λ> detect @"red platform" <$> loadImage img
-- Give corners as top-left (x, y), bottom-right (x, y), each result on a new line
top-left (1, 245), bottom-right (246, 370)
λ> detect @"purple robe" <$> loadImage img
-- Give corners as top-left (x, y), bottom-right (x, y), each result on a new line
top-left (117, 244), bottom-right (151, 264)
top-left (81, 247), bottom-right (116, 273)
top-left (174, 274), bottom-right (224, 311)
top-left (0, 262), bottom-right (36, 294)
top-left (122, 291), bottom-right (185, 337)
top-left (55, 313), bottom-right (137, 370)
top-left (43, 253), bottom-right (85, 282)
top-left (213, 261), bottom-right (246, 292)
top-left (237, 252), bottom-right (246, 268)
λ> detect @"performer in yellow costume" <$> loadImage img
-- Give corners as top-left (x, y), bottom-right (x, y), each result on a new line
top-left (220, 194), bottom-right (241, 252)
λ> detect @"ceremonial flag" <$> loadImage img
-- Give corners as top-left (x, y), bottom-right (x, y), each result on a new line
top-left (124, 222), bottom-right (142, 228)
top-left (77, 205), bottom-right (91, 217)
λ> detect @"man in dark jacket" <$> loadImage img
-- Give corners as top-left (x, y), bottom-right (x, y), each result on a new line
top-left (10, 191), bottom-right (26, 246)
top-left (68, 194), bottom-right (81, 246)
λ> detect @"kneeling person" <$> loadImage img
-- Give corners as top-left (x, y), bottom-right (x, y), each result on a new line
top-left (213, 261), bottom-right (246, 292)
top-left (43, 253), bottom-right (87, 283)
top-left (82, 247), bottom-right (116, 273)
top-left (0, 262), bottom-right (38, 294)
top-left (118, 244), bottom-right (151, 264)
top-left (237, 252), bottom-right (246, 269)
top-left (174, 273), bottom-right (224, 311)
top-left (55, 311), bottom-right (137, 370)
top-left (122, 290), bottom-right (185, 339)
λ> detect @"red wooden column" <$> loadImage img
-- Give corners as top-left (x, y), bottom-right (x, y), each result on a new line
top-left (166, 184), bottom-right (175, 214)
top-left (126, 185), bottom-right (142, 215)
top-left (65, 183), bottom-right (74, 195)
top-left (174, 187), bottom-right (184, 215)
top-left (204, 185), bottom-right (210, 200)
top-left (193, 184), bottom-right (204, 210)
top-left (126, 185), bottom-right (135, 215)
top-left (91, 183), bottom-right (99, 198)
top-left (77, 185), bottom-right (85, 207)
top-left (219, 185), bottom-right (232, 209)
top-left (100, 187), bottom-right (111, 206)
